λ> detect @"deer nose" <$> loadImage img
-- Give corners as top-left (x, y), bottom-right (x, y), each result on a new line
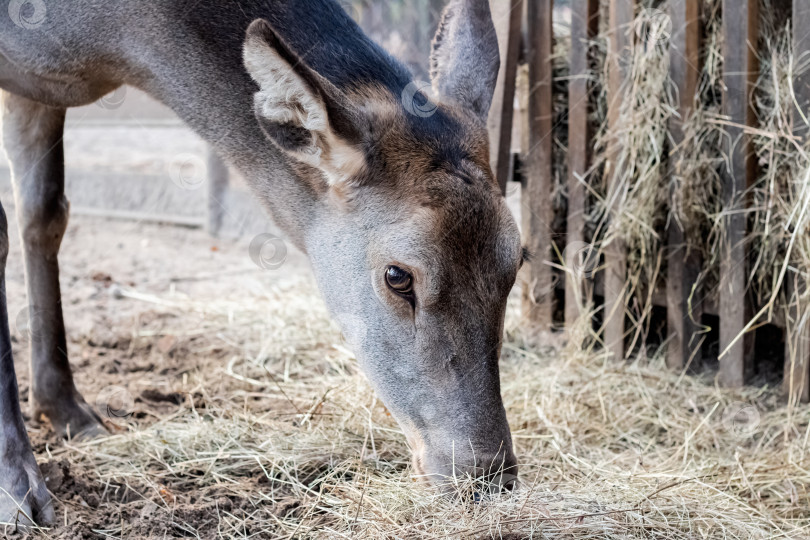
top-left (416, 441), bottom-right (518, 491)
top-left (434, 448), bottom-right (518, 493)
top-left (475, 449), bottom-right (518, 492)
top-left (489, 469), bottom-right (518, 492)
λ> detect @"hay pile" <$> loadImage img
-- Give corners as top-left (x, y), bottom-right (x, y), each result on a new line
top-left (554, 0), bottom-right (810, 377)
top-left (28, 275), bottom-right (810, 538)
top-left (748, 8), bottom-right (810, 363)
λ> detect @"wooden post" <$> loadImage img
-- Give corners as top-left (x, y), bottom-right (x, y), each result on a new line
top-left (784, 278), bottom-right (810, 402)
top-left (488, 0), bottom-right (523, 193)
top-left (522, 0), bottom-right (555, 328)
top-left (564, 0), bottom-right (599, 327)
top-left (783, 0), bottom-right (810, 402)
top-left (603, 0), bottom-right (634, 360)
top-left (793, 2), bottom-right (810, 120)
top-left (666, 0), bottom-right (702, 370)
top-left (719, 0), bottom-right (758, 387)
top-left (206, 145), bottom-right (229, 237)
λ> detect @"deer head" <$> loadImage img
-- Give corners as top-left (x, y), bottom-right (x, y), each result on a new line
top-left (243, 0), bottom-right (521, 489)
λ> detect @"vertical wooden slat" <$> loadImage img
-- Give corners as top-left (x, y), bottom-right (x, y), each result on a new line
top-left (604, 0), bottom-right (634, 360)
top-left (206, 146), bottom-right (229, 237)
top-left (719, 0), bottom-right (758, 387)
top-left (783, 0), bottom-right (810, 401)
top-left (784, 278), bottom-right (810, 401)
top-left (522, 0), bottom-right (555, 328)
top-left (794, 1), bottom-right (810, 114)
top-left (488, 0), bottom-right (524, 193)
top-left (565, 0), bottom-right (599, 327)
top-left (666, 0), bottom-right (702, 370)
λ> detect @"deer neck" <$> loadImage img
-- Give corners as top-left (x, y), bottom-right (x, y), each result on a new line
top-left (130, 0), bottom-right (411, 252)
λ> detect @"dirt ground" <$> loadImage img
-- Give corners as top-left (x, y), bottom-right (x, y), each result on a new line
top-left (6, 212), bottom-right (315, 539)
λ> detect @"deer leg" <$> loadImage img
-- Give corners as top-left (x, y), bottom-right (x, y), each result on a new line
top-left (1, 91), bottom-right (104, 438)
top-left (0, 200), bottom-right (54, 529)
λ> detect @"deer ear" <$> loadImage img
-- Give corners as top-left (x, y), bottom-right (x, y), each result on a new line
top-left (430, 0), bottom-right (500, 122)
top-left (243, 19), bottom-right (367, 184)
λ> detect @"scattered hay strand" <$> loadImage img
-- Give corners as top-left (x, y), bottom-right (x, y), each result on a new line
top-left (32, 275), bottom-right (810, 539)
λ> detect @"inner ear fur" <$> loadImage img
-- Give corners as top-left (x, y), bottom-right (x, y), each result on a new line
top-left (243, 19), bottom-right (367, 184)
top-left (429, 0), bottom-right (500, 121)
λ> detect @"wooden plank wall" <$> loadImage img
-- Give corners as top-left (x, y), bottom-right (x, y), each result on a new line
top-left (783, 0), bottom-right (810, 402)
top-left (517, 0), bottom-right (803, 396)
top-left (489, 0), bottom-right (524, 193)
top-left (719, 0), bottom-right (758, 387)
top-left (603, 0), bottom-right (634, 360)
top-left (565, 0), bottom-right (599, 327)
top-left (666, 1), bottom-right (702, 370)
top-left (522, 0), bottom-right (556, 328)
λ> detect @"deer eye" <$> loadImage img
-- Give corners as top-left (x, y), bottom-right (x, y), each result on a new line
top-left (385, 266), bottom-right (413, 294)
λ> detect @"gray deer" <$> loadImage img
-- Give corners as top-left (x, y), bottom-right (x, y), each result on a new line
top-left (0, 0), bottom-right (525, 527)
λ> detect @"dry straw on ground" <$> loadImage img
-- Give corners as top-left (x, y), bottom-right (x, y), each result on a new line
top-left (20, 274), bottom-right (808, 539)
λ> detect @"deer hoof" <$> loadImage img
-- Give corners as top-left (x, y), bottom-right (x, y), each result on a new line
top-left (0, 452), bottom-right (54, 532)
top-left (33, 392), bottom-right (108, 440)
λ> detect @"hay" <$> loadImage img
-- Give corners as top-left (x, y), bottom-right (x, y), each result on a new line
top-left (595, 4), bottom-right (674, 258)
top-left (747, 5), bottom-right (810, 342)
top-left (27, 276), bottom-right (810, 538)
top-left (671, 0), bottom-right (725, 298)
top-left (557, 0), bottom-right (810, 374)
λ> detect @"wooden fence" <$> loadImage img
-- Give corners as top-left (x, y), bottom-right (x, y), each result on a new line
top-left (488, 0), bottom-right (810, 400)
